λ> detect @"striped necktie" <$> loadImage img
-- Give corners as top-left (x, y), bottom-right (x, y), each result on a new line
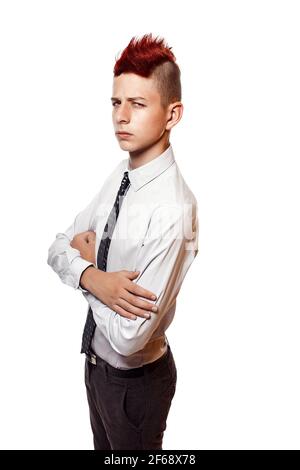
top-left (80, 170), bottom-right (131, 354)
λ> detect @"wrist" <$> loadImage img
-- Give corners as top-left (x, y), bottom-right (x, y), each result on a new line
top-left (80, 265), bottom-right (97, 290)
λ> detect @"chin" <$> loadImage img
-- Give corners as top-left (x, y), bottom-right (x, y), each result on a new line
top-left (118, 141), bottom-right (131, 148)
top-left (118, 140), bottom-right (136, 150)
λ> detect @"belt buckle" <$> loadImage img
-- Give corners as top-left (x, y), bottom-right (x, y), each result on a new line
top-left (88, 353), bottom-right (97, 365)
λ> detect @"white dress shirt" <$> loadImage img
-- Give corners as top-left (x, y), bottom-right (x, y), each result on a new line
top-left (47, 144), bottom-right (199, 369)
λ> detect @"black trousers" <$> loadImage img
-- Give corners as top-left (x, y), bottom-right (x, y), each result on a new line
top-left (84, 344), bottom-right (177, 450)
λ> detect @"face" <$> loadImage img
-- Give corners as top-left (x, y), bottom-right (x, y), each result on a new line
top-left (111, 73), bottom-right (171, 153)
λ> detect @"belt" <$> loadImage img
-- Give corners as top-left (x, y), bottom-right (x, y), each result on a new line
top-left (86, 344), bottom-right (170, 378)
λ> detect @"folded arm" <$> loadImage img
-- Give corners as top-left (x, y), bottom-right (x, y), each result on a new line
top-left (85, 202), bottom-right (199, 356)
top-left (47, 192), bottom-right (158, 317)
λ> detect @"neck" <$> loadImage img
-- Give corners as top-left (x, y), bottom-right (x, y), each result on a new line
top-left (129, 135), bottom-right (170, 170)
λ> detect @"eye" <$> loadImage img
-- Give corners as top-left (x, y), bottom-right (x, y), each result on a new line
top-left (111, 102), bottom-right (145, 107)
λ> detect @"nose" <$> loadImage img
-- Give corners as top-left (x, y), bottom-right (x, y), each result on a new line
top-left (114, 103), bottom-right (130, 124)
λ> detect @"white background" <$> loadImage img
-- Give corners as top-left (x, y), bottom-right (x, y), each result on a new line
top-left (0, 0), bottom-right (299, 450)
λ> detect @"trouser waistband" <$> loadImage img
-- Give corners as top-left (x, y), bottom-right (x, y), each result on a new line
top-left (86, 344), bottom-right (170, 378)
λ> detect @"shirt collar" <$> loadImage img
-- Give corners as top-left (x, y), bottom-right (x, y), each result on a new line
top-left (123, 144), bottom-right (175, 192)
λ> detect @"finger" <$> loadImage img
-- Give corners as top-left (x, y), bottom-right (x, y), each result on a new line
top-left (88, 231), bottom-right (96, 240)
top-left (118, 298), bottom-right (152, 319)
top-left (128, 282), bottom-right (157, 301)
top-left (77, 231), bottom-right (89, 239)
top-left (112, 304), bottom-right (137, 321)
top-left (125, 271), bottom-right (141, 279)
top-left (125, 292), bottom-right (158, 313)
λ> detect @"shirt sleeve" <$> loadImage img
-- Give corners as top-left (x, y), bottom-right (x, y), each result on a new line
top-left (84, 200), bottom-right (199, 356)
top-left (47, 161), bottom-right (126, 292)
top-left (47, 192), bottom-right (100, 292)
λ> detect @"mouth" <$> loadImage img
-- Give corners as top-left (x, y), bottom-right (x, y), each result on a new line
top-left (116, 132), bottom-right (133, 139)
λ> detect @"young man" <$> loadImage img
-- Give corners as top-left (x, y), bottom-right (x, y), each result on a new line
top-left (47, 33), bottom-right (199, 450)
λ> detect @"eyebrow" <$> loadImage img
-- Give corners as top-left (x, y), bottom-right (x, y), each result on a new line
top-left (110, 96), bottom-right (147, 102)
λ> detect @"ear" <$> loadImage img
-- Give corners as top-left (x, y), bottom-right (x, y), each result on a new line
top-left (166, 102), bottom-right (184, 131)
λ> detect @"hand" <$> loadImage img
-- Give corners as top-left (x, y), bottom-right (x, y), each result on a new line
top-left (80, 268), bottom-right (158, 321)
top-left (70, 230), bottom-right (96, 265)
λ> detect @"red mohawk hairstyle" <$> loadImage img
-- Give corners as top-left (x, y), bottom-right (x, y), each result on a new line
top-left (114, 33), bottom-right (181, 110)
